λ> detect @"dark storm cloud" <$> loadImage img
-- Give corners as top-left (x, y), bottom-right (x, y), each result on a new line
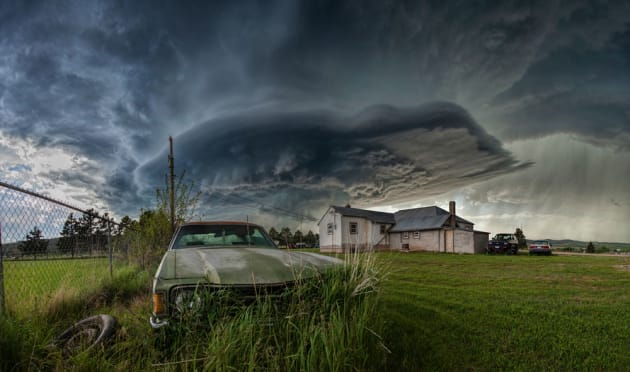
top-left (135, 102), bottom-right (528, 220)
top-left (490, 25), bottom-right (630, 149)
top-left (2, 0), bottom-right (628, 227)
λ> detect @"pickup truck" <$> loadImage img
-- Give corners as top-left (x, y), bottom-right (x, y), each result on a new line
top-left (488, 233), bottom-right (519, 254)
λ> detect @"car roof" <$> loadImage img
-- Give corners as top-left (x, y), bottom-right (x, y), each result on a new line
top-left (180, 221), bottom-right (264, 228)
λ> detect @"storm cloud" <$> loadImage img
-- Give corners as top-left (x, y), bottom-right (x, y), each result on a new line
top-left (136, 102), bottom-right (528, 220)
top-left (1, 1), bottom-right (629, 240)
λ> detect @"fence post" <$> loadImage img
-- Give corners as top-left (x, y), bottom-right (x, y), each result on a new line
top-left (108, 218), bottom-right (113, 279)
top-left (0, 223), bottom-right (5, 314)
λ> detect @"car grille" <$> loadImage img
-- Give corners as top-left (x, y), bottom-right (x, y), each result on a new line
top-left (169, 282), bottom-right (297, 317)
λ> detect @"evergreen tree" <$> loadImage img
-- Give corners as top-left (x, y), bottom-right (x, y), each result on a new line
top-left (57, 213), bottom-right (77, 256)
top-left (586, 241), bottom-right (595, 253)
top-left (18, 226), bottom-right (48, 257)
top-left (280, 227), bottom-right (293, 247)
top-left (268, 227), bottom-right (280, 242)
top-left (304, 230), bottom-right (316, 246)
top-left (514, 228), bottom-right (527, 249)
top-left (294, 229), bottom-right (304, 244)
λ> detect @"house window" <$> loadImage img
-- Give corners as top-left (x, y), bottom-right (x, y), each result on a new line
top-left (380, 224), bottom-right (386, 234)
top-left (414, 231), bottom-right (420, 239)
top-left (402, 232), bottom-right (409, 240)
top-left (327, 223), bottom-right (333, 235)
top-left (349, 222), bottom-right (358, 234)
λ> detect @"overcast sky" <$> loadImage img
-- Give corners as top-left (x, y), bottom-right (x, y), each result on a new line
top-left (1, 0), bottom-right (629, 242)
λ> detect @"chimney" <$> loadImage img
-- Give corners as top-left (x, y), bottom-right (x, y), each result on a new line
top-left (449, 201), bottom-right (456, 228)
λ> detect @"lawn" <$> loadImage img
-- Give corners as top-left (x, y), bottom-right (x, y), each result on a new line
top-left (2, 252), bottom-right (630, 370)
top-left (378, 252), bottom-right (630, 370)
top-left (2, 257), bottom-right (112, 314)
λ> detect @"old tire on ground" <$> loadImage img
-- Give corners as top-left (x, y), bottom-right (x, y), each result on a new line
top-left (52, 314), bottom-right (117, 355)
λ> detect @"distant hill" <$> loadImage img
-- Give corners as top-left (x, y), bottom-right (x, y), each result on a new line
top-left (530, 239), bottom-right (630, 253)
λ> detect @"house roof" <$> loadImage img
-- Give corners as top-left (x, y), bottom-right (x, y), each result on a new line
top-left (389, 206), bottom-right (474, 232)
top-left (319, 204), bottom-right (474, 231)
top-left (330, 205), bottom-right (396, 224)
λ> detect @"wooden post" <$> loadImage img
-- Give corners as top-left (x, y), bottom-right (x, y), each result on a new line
top-left (169, 136), bottom-right (175, 235)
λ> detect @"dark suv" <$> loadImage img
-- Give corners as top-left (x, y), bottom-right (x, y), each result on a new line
top-left (488, 233), bottom-right (519, 254)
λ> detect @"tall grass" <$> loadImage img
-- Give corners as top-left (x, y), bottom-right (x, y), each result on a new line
top-left (0, 253), bottom-right (386, 371)
top-left (154, 252), bottom-right (386, 371)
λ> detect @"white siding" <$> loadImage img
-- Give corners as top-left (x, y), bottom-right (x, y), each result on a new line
top-left (454, 229), bottom-right (475, 254)
top-left (318, 208), bottom-right (343, 253)
top-left (390, 230), bottom-right (441, 252)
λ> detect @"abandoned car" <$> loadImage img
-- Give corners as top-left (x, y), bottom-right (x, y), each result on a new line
top-left (150, 221), bottom-right (343, 329)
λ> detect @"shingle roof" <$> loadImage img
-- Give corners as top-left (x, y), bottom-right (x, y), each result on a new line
top-left (389, 206), bottom-right (474, 232)
top-left (324, 205), bottom-right (474, 231)
top-left (331, 206), bottom-right (396, 224)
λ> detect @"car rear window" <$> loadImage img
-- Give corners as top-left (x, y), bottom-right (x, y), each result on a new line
top-left (172, 224), bottom-right (276, 249)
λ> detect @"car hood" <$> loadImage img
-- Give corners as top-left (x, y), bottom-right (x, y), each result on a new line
top-left (155, 248), bottom-right (343, 285)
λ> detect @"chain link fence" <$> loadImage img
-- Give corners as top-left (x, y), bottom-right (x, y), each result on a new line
top-left (0, 181), bottom-right (136, 315)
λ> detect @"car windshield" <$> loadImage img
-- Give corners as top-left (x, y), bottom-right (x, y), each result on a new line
top-left (533, 240), bottom-right (549, 245)
top-left (494, 234), bottom-right (512, 240)
top-left (172, 224), bottom-right (276, 249)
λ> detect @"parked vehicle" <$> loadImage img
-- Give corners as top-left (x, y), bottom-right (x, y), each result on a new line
top-left (488, 233), bottom-right (519, 254)
top-left (529, 240), bottom-right (552, 256)
top-left (150, 221), bottom-right (343, 329)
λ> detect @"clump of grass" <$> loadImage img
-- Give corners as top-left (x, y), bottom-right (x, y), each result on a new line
top-left (153, 251), bottom-right (387, 371)
top-left (43, 266), bottom-right (149, 322)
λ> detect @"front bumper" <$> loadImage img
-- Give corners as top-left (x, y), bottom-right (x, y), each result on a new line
top-left (149, 315), bottom-right (169, 329)
top-left (529, 248), bottom-right (552, 255)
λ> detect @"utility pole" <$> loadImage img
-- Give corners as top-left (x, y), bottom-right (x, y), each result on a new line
top-left (169, 136), bottom-right (175, 235)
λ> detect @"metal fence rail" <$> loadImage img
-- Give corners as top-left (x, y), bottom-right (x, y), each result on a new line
top-left (0, 181), bottom-right (132, 315)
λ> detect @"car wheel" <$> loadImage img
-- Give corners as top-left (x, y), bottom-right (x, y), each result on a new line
top-left (51, 314), bottom-right (117, 355)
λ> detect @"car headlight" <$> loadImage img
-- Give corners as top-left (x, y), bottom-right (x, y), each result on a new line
top-left (173, 289), bottom-right (202, 315)
top-left (153, 292), bottom-right (166, 315)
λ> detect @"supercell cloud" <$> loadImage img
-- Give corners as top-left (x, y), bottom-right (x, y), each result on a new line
top-left (1, 1), bottom-right (629, 240)
top-left (138, 102), bottom-right (529, 221)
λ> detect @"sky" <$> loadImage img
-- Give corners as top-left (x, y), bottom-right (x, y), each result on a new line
top-left (1, 0), bottom-right (629, 242)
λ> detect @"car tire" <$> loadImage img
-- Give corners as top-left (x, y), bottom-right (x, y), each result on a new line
top-left (52, 314), bottom-right (117, 355)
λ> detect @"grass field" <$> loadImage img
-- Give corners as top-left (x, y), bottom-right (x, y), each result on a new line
top-left (379, 252), bottom-right (630, 370)
top-left (2, 257), bottom-right (112, 314)
top-left (2, 252), bottom-right (630, 370)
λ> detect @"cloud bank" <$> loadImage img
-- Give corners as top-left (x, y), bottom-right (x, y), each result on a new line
top-left (136, 102), bottom-right (528, 221)
top-left (0, 1), bottom-right (629, 239)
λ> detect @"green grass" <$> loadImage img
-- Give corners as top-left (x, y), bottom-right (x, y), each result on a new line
top-left (379, 252), bottom-right (630, 370)
top-left (1, 253), bottom-right (385, 371)
top-left (3, 252), bottom-right (630, 370)
top-left (3, 257), bottom-right (112, 315)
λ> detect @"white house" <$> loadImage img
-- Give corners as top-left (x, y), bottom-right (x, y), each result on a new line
top-left (318, 201), bottom-right (488, 254)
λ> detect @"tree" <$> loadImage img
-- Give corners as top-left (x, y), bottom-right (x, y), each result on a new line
top-left (586, 241), bottom-right (595, 253)
top-left (280, 227), bottom-right (293, 247)
top-left (116, 215), bottom-right (135, 236)
top-left (304, 230), bottom-right (317, 246)
top-left (514, 228), bottom-right (527, 249)
top-left (57, 213), bottom-right (77, 256)
top-left (268, 227), bottom-right (280, 242)
top-left (18, 226), bottom-right (48, 257)
top-left (156, 171), bottom-right (201, 233)
top-left (294, 229), bottom-right (304, 244)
